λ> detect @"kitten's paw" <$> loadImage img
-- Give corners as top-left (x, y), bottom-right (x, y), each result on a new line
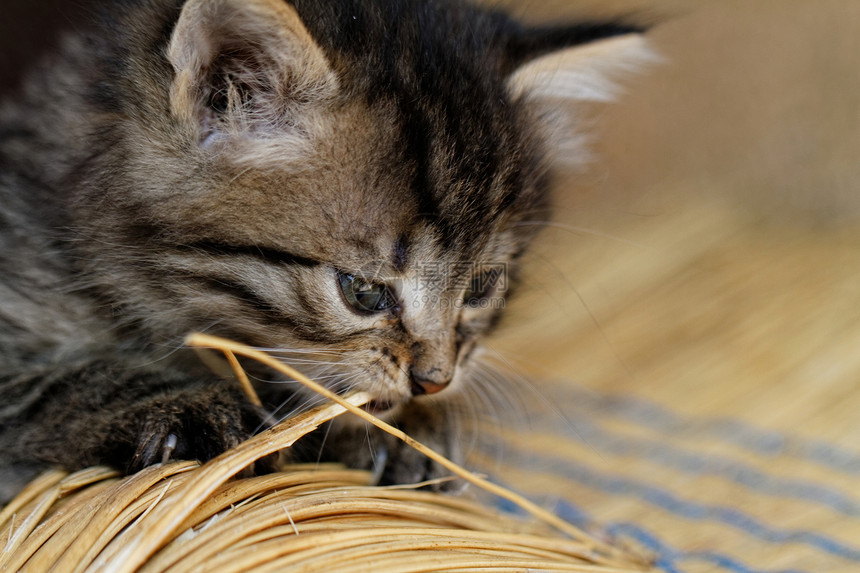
top-left (377, 424), bottom-right (463, 492)
top-left (112, 387), bottom-right (273, 473)
top-left (323, 401), bottom-right (464, 492)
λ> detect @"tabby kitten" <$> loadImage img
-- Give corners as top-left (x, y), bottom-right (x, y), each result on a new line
top-left (0, 0), bottom-right (649, 501)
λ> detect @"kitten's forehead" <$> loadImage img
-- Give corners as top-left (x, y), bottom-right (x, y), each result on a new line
top-left (339, 221), bottom-right (500, 288)
top-left (281, 98), bottom-right (525, 267)
top-left (394, 224), bottom-right (516, 284)
top-left (290, 0), bottom-right (548, 251)
top-left (161, 0), bottom-right (547, 267)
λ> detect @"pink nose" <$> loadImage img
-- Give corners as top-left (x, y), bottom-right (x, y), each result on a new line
top-left (409, 374), bottom-right (450, 396)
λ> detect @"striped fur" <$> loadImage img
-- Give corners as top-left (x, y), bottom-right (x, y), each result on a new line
top-left (0, 0), bottom-right (647, 500)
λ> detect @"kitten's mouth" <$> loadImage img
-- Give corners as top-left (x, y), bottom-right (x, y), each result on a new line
top-left (363, 399), bottom-right (394, 415)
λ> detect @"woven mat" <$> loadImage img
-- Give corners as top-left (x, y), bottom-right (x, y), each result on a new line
top-left (482, 202), bottom-right (860, 573)
top-left (3, 203), bottom-right (856, 572)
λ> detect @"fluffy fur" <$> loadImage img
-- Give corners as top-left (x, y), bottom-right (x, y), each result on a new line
top-left (0, 0), bottom-right (647, 501)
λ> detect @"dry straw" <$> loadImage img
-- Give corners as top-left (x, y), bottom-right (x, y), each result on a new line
top-left (0, 334), bottom-right (653, 572)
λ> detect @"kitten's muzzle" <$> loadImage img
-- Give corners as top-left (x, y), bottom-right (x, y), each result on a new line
top-left (407, 338), bottom-right (456, 396)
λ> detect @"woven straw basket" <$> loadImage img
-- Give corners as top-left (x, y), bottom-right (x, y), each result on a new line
top-left (0, 335), bottom-right (653, 573)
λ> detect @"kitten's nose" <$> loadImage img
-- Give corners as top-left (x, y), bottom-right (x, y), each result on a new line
top-left (409, 368), bottom-right (451, 396)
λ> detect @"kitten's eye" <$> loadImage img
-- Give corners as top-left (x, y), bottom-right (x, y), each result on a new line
top-left (463, 270), bottom-right (501, 307)
top-left (338, 272), bottom-right (396, 313)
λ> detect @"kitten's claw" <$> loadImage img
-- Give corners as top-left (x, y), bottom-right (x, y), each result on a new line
top-left (133, 424), bottom-right (171, 469)
top-left (369, 443), bottom-right (389, 486)
top-left (131, 418), bottom-right (186, 470)
top-left (161, 433), bottom-right (178, 464)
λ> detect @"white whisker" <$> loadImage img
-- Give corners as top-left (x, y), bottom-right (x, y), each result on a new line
top-left (515, 220), bottom-right (653, 250)
top-left (478, 345), bottom-right (606, 462)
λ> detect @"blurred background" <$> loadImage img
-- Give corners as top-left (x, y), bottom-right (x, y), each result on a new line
top-left (483, 0), bottom-right (860, 446)
top-left (484, 5), bottom-right (860, 568)
top-left (504, 0), bottom-right (860, 223)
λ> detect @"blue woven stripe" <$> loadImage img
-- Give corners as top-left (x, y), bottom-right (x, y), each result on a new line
top-left (551, 500), bottom-right (810, 573)
top-left (506, 451), bottom-right (860, 562)
top-left (550, 384), bottom-right (860, 473)
top-left (524, 414), bottom-right (860, 517)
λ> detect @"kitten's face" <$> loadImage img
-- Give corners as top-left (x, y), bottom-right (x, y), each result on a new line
top-left (72, 0), bottom-right (648, 410)
top-left (108, 94), bottom-right (539, 408)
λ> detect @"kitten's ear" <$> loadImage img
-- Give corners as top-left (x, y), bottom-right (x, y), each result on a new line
top-left (168, 0), bottom-right (337, 144)
top-left (506, 26), bottom-right (656, 103)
